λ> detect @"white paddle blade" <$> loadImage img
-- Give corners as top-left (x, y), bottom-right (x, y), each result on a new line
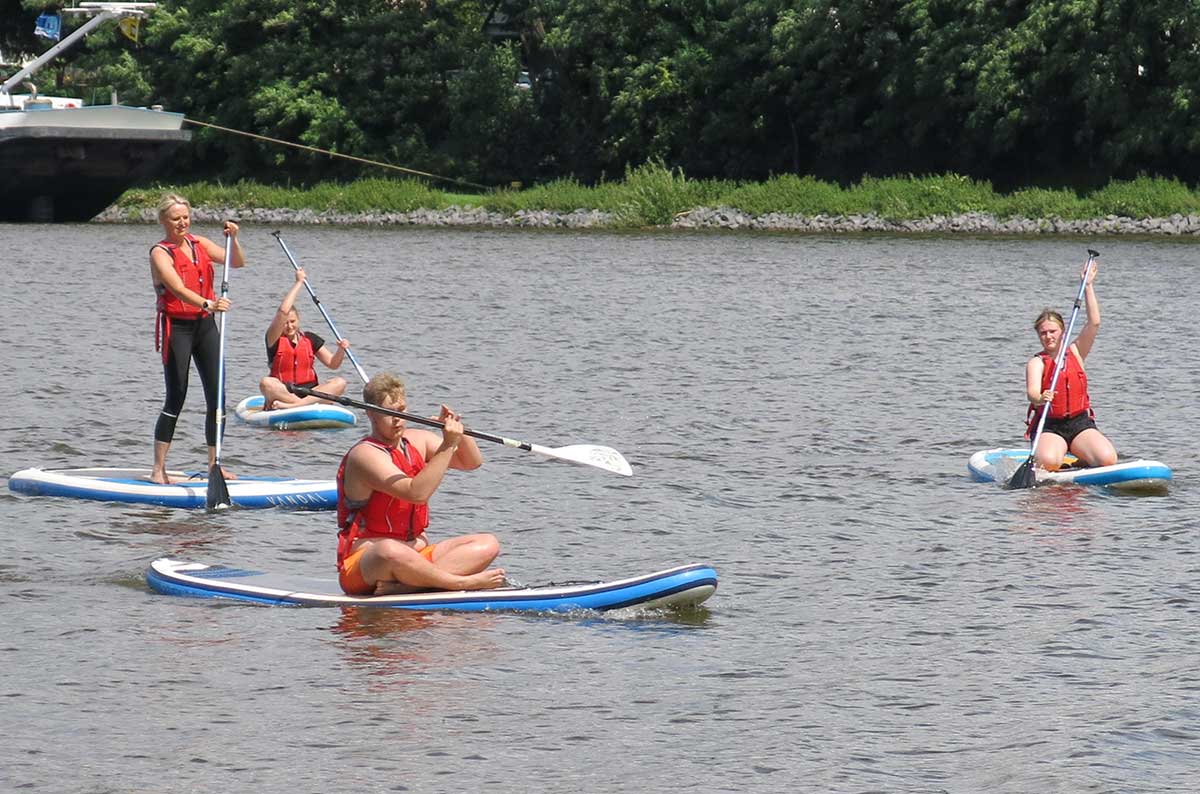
top-left (530, 444), bottom-right (634, 476)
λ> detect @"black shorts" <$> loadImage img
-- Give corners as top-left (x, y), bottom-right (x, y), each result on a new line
top-left (1040, 411), bottom-right (1097, 445)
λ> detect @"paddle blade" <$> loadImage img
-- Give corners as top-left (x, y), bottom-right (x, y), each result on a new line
top-left (206, 463), bottom-right (231, 510)
top-left (1006, 456), bottom-right (1038, 490)
top-left (531, 444), bottom-right (634, 476)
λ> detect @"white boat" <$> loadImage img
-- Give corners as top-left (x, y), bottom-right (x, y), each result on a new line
top-left (0, 3), bottom-right (191, 222)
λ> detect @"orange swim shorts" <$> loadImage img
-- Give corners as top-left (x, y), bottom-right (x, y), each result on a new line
top-left (338, 542), bottom-right (438, 596)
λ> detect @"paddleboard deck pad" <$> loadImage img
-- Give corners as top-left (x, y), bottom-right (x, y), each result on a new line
top-left (146, 558), bottom-right (718, 612)
top-left (968, 448), bottom-right (1172, 493)
top-left (8, 467), bottom-right (336, 509)
top-left (235, 395), bottom-right (357, 430)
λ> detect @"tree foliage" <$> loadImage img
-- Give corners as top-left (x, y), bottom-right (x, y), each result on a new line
top-left (18, 0), bottom-right (1200, 189)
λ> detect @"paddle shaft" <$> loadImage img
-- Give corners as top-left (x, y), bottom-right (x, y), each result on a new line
top-left (214, 233), bottom-right (233, 464)
top-left (1026, 250), bottom-right (1098, 453)
top-left (294, 385), bottom-right (535, 450)
top-left (290, 387), bottom-right (633, 476)
top-left (206, 230), bottom-right (234, 509)
top-left (271, 231), bottom-right (370, 384)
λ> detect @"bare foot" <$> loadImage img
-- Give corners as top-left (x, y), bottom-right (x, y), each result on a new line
top-left (371, 568), bottom-right (507, 596)
top-left (460, 568), bottom-right (507, 591)
top-left (373, 580), bottom-right (420, 596)
top-left (148, 470), bottom-right (177, 485)
top-left (219, 467), bottom-right (237, 480)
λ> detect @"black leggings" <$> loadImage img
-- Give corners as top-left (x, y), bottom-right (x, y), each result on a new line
top-left (155, 316), bottom-right (222, 446)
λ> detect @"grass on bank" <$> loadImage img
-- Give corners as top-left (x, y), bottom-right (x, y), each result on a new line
top-left (118, 164), bottom-right (1200, 227)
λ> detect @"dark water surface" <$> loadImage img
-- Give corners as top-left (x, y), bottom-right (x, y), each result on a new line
top-left (2, 224), bottom-right (1198, 793)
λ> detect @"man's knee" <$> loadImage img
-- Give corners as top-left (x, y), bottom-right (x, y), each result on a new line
top-left (474, 534), bottom-right (501, 561)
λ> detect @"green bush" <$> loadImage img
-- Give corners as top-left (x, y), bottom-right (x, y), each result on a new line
top-left (849, 174), bottom-right (997, 220)
top-left (116, 172), bottom-right (1200, 225)
top-left (1084, 175), bottom-right (1200, 219)
top-left (996, 187), bottom-right (1086, 220)
top-left (719, 174), bottom-right (850, 216)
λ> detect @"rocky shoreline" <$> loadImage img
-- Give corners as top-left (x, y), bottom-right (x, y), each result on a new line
top-left (94, 204), bottom-right (1200, 235)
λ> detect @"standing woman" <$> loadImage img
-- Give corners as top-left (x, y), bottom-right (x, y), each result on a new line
top-left (1025, 261), bottom-right (1118, 471)
top-left (149, 193), bottom-right (246, 484)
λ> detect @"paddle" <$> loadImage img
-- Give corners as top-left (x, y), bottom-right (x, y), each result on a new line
top-left (206, 230), bottom-right (234, 510)
top-left (289, 385), bottom-right (634, 476)
top-left (271, 230), bottom-right (370, 384)
top-left (1007, 249), bottom-right (1099, 490)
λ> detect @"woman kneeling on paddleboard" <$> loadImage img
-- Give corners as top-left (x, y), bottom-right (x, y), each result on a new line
top-left (259, 266), bottom-right (351, 410)
top-left (336, 373), bottom-right (505, 596)
top-left (1025, 260), bottom-right (1118, 471)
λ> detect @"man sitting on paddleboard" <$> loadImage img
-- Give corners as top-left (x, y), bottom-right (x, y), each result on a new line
top-left (1025, 261), bottom-right (1118, 471)
top-left (336, 373), bottom-right (505, 595)
top-left (259, 267), bottom-right (352, 410)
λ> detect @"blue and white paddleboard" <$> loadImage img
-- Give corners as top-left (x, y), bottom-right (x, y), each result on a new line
top-left (968, 448), bottom-right (1172, 493)
top-left (235, 395), bottom-right (357, 430)
top-left (8, 467), bottom-right (336, 509)
top-left (146, 558), bottom-right (718, 612)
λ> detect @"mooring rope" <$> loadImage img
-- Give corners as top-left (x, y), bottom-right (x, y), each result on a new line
top-left (183, 117), bottom-right (492, 191)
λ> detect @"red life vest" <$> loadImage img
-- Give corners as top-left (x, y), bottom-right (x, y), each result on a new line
top-left (335, 437), bottom-right (430, 572)
top-left (270, 333), bottom-right (318, 386)
top-left (153, 234), bottom-right (215, 359)
top-left (1026, 348), bottom-right (1091, 429)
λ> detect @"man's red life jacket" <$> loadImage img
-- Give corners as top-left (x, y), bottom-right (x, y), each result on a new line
top-left (335, 437), bottom-right (430, 572)
top-left (153, 234), bottom-right (215, 359)
top-left (270, 333), bottom-right (318, 386)
top-left (1026, 348), bottom-right (1092, 432)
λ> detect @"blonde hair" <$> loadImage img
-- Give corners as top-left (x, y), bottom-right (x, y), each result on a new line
top-left (157, 192), bottom-right (191, 220)
top-left (1033, 309), bottom-right (1064, 330)
top-left (363, 373), bottom-right (407, 407)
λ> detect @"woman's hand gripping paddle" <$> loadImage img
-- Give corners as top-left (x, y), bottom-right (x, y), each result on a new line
top-left (290, 386), bottom-right (634, 476)
top-left (206, 230), bottom-right (234, 510)
top-left (1007, 249), bottom-right (1099, 490)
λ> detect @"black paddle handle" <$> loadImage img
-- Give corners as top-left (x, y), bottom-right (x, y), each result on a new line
top-left (289, 385), bottom-right (527, 450)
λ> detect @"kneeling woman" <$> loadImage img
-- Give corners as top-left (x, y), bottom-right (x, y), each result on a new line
top-left (259, 267), bottom-right (351, 409)
top-left (1025, 261), bottom-right (1118, 470)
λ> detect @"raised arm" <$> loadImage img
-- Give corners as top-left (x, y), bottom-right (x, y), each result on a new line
top-left (1072, 262), bottom-right (1101, 361)
top-left (265, 268), bottom-right (309, 346)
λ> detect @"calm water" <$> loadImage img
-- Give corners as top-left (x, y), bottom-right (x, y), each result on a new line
top-left (2, 223), bottom-right (1198, 793)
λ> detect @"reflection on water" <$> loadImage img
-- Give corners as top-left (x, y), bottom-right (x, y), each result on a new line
top-left (1014, 486), bottom-right (1094, 534)
top-left (331, 605), bottom-right (441, 641)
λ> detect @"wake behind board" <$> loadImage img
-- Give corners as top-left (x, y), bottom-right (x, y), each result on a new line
top-left (235, 395), bottom-right (357, 430)
top-left (146, 558), bottom-right (718, 613)
top-left (968, 448), bottom-right (1172, 494)
top-left (8, 467), bottom-right (336, 509)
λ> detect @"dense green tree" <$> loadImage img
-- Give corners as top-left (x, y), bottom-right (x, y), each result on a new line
top-left (11, 0), bottom-right (1200, 189)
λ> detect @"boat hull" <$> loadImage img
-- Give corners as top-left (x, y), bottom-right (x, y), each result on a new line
top-left (8, 467), bottom-right (336, 509)
top-left (146, 558), bottom-right (718, 612)
top-left (968, 448), bottom-right (1172, 493)
top-left (0, 106), bottom-right (191, 222)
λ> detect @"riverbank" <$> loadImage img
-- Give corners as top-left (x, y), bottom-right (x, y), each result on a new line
top-left (100, 167), bottom-right (1200, 234)
top-left (94, 203), bottom-right (1200, 236)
